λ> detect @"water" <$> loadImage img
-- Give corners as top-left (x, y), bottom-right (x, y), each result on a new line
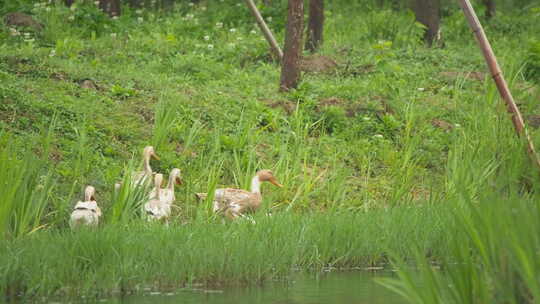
top-left (105, 271), bottom-right (406, 304)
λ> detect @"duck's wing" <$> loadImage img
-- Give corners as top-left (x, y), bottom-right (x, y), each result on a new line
top-left (214, 188), bottom-right (257, 213)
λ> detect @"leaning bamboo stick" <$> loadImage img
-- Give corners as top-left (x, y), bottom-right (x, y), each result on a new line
top-left (458, 0), bottom-right (540, 170)
top-left (244, 0), bottom-right (284, 61)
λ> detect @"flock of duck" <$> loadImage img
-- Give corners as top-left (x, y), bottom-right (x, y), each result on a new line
top-left (69, 146), bottom-right (283, 229)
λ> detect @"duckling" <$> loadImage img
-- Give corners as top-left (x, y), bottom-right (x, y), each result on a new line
top-left (144, 174), bottom-right (170, 222)
top-left (196, 170), bottom-right (282, 220)
top-left (70, 186), bottom-right (102, 229)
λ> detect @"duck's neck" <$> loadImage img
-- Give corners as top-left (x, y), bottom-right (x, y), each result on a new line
top-left (167, 175), bottom-right (175, 191)
top-left (84, 188), bottom-right (93, 201)
top-left (143, 155), bottom-right (152, 175)
top-left (250, 175), bottom-right (261, 194)
top-left (155, 183), bottom-right (161, 200)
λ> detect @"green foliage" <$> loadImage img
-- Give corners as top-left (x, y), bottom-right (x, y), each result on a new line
top-left (525, 40), bottom-right (540, 82)
top-left (0, 0), bottom-right (540, 300)
top-left (0, 134), bottom-right (56, 239)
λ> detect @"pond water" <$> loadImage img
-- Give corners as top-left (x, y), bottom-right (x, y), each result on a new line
top-left (104, 271), bottom-right (407, 304)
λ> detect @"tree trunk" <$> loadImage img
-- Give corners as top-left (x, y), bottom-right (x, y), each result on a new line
top-left (280, 0), bottom-right (304, 92)
top-left (64, 0), bottom-right (74, 7)
top-left (305, 0), bottom-right (324, 53)
top-left (413, 0), bottom-right (440, 47)
top-left (99, 0), bottom-right (121, 17)
top-left (483, 0), bottom-right (495, 19)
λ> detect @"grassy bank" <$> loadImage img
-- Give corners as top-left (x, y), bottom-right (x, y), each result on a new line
top-left (1, 207), bottom-right (451, 299)
top-left (1, 0), bottom-right (540, 301)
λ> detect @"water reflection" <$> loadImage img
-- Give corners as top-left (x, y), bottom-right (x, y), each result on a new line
top-left (107, 271), bottom-right (406, 304)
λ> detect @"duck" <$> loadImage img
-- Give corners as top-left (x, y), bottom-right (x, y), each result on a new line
top-left (70, 186), bottom-right (102, 229)
top-left (132, 146), bottom-right (160, 186)
top-left (157, 168), bottom-right (182, 205)
top-left (196, 169), bottom-right (282, 220)
top-left (144, 173), bottom-right (170, 222)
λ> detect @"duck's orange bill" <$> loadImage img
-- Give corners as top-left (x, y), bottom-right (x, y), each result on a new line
top-left (269, 177), bottom-right (283, 188)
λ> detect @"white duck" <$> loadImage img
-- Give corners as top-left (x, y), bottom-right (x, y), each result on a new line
top-left (144, 174), bottom-right (170, 222)
top-left (196, 170), bottom-right (282, 220)
top-left (132, 146), bottom-right (160, 186)
top-left (70, 186), bottom-right (102, 229)
top-left (150, 168), bottom-right (182, 205)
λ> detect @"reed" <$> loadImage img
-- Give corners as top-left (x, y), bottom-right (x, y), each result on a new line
top-left (0, 135), bottom-right (56, 240)
top-left (0, 206), bottom-right (450, 299)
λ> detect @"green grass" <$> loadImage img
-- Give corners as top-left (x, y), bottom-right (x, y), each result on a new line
top-left (1, 0), bottom-right (540, 301)
top-left (1, 208), bottom-right (451, 299)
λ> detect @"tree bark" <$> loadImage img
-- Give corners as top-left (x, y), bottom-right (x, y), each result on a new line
top-left (99, 0), bottom-right (121, 17)
top-left (280, 0), bottom-right (304, 92)
top-left (483, 0), bottom-right (495, 19)
top-left (413, 0), bottom-right (440, 47)
top-left (305, 0), bottom-right (324, 53)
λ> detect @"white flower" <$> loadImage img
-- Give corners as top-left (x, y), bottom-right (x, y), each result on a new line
top-left (200, 6), bottom-right (206, 11)
top-left (49, 49), bottom-right (56, 57)
top-left (373, 134), bottom-right (384, 139)
top-left (94, 0), bottom-right (99, 5)
top-left (110, 33), bottom-right (117, 38)
top-left (137, 17), bottom-right (143, 23)
top-left (266, 16), bottom-right (272, 22)
top-left (250, 30), bottom-right (257, 34)
top-left (215, 22), bottom-right (223, 28)
top-left (68, 15), bottom-right (75, 21)
top-left (112, 16), bottom-right (118, 20)
top-left (236, 36), bottom-right (243, 41)
top-left (207, 44), bottom-right (214, 50)
top-left (236, 3), bottom-right (241, 6)
top-left (188, 2), bottom-right (194, 6)
top-left (136, 9), bottom-right (143, 14)
top-left (204, 35), bottom-right (210, 41)
top-left (362, 116), bottom-right (370, 121)
top-left (454, 123), bottom-right (461, 128)
top-left (24, 38), bottom-right (35, 43)
top-left (417, 87), bottom-right (425, 91)
top-left (70, 5), bottom-right (76, 11)
top-left (229, 28), bottom-right (236, 33)
top-left (23, 32), bottom-right (31, 37)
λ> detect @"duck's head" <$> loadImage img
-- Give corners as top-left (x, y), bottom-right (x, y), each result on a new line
top-left (170, 168), bottom-right (183, 185)
top-left (257, 170), bottom-right (283, 187)
top-left (84, 185), bottom-right (96, 201)
top-left (143, 146), bottom-right (160, 161)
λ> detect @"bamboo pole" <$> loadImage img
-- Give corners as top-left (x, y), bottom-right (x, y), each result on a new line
top-left (458, 0), bottom-right (540, 170)
top-left (244, 0), bottom-right (283, 61)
